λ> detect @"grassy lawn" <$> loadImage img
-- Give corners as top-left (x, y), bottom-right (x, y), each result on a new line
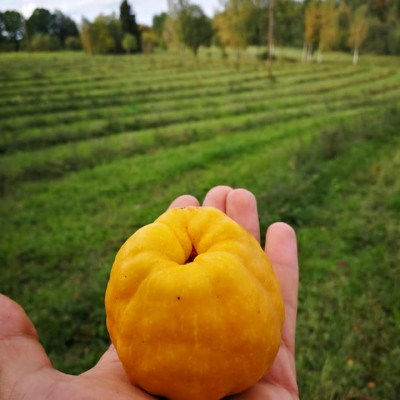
top-left (0, 49), bottom-right (399, 399)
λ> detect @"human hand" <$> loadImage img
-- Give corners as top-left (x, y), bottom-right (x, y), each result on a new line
top-left (0, 185), bottom-right (299, 400)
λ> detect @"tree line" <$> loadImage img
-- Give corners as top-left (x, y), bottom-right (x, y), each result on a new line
top-left (1, 0), bottom-right (399, 59)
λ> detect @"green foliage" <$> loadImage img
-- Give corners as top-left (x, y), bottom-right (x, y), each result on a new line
top-left (213, 0), bottom-right (254, 52)
top-left (119, 0), bottom-right (141, 52)
top-left (387, 19), bottom-right (400, 54)
top-left (153, 12), bottom-right (168, 47)
top-left (27, 8), bottom-right (58, 37)
top-left (179, 4), bottom-right (213, 56)
top-left (31, 33), bottom-right (61, 51)
top-left (274, 0), bottom-right (304, 47)
top-left (53, 10), bottom-right (79, 46)
top-left (80, 15), bottom-right (123, 54)
top-left (142, 30), bottom-right (158, 54)
top-left (0, 10), bottom-right (24, 51)
top-left (65, 36), bottom-right (82, 51)
top-left (122, 33), bottom-right (137, 53)
top-left (349, 5), bottom-right (369, 55)
top-left (0, 7), bottom-right (79, 51)
top-left (364, 16), bottom-right (391, 54)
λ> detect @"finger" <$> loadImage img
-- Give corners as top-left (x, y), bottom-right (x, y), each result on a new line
top-left (226, 188), bottom-right (261, 242)
top-left (85, 344), bottom-right (130, 383)
top-left (0, 294), bottom-right (52, 385)
top-left (202, 185), bottom-right (232, 211)
top-left (264, 223), bottom-right (299, 352)
top-left (168, 195), bottom-right (199, 209)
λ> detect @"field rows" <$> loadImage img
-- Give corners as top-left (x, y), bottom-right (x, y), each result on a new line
top-left (1, 55), bottom-right (399, 188)
top-left (0, 63), bottom-right (343, 111)
top-left (2, 85), bottom-right (399, 188)
top-left (0, 61), bottom-right (324, 97)
top-left (0, 64), bottom-right (363, 119)
top-left (1, 67), bottom-right (398, 152)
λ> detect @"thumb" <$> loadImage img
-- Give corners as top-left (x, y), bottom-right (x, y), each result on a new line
top-left (0, 294), bottom-right (52, 395)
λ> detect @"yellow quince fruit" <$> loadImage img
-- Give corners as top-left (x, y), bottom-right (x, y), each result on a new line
top-left (105, 206), bottom-right (284, 400)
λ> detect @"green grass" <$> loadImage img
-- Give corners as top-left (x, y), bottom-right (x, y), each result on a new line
top-left (0, 49), bottom-right (399, 399)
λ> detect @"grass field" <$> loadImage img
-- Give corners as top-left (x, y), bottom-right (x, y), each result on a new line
top-left (1, 48), bottom-right (399, 399)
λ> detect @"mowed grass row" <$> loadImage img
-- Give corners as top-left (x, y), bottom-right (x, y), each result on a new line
top-left (0, 51), bottom-right (221, 85)
top-left (1, 66), bottom-right (397, 151)
top-left (0, 56), bottom-right (315, 97)
top-left (0, 62), bottom-right (340, 120)
top-left (1, 85), bottom-right (399, 190)
top-left (0, 61), bottom-right (338, 113)
top-left (1, 51), bottom-right (399, 399)
top-left (0, 64), bottom-right (370, 131)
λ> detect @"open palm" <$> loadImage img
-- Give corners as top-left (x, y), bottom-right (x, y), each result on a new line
top-left (0, 186), bottom-right (299, 400)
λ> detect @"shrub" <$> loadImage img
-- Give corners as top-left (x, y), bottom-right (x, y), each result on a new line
top-left (31, 34), bottom-right (61, 51)
top-left (65, 36), bottom-right (82, 51)
top-left (122, 33), bottom-right (137, 54)
top-left (142, 30), bottom-right (158, 54)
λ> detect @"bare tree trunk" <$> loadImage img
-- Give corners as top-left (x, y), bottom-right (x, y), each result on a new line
top-left (267, 0), bottom-right (274, 79)
top-left (22, 17), bottom-right (31, 51)
top-left (302, 42), bottom-right (308, 63)
top-left (307, 43), bottom-right (312, 62)
top-left (353, 47), bottom-right (359, 64)
top-left (236, 48), bottom-right (240, 60)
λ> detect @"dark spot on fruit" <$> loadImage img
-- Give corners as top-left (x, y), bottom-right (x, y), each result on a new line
top-left (177, 296), bottom-right (181, 300)
top-left (185, 246), bottom-right (198, 264)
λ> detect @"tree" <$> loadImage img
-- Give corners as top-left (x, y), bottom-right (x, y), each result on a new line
top-left (248, 0), bottom-right (268, 48)
top-left (303, 1), bottom-right (321, 62)
top-left (166, 0), bottom-right (190, 55)
top-left (267, 0), bottom-right (274, 78)
top-left (274, 0), bottom-right (303, 49)
top-left (213, 0), bottom-right (254, 59)
top-left (318, 0), bottom-right (338, 62)
top-left (120, 1), bottom-right (142, 52)
top-left (179, 4), bottom-right (213, 56)
top-left (81, 15), bottom-right (123, 54)
top-left (336, 0), bottom-right (352, 51)
top-left (53, 10), bottom-right (79, 46)
top-left (31, 33), bottom-right (60, 51)
top-left (122, 33), bottom-right (137, 53)
top-left (0, 11), bottom-right (24, 51)
top-left (27, 8), bottom-right (57, 37)
top-left (142, 29), bottom-right (158, 54)
top-left (349, 6), bottom-right (369, 64)
top-left (65, 36), bottom-right (82, 50)
top-left (153, 12), bottom-right (168, 48)
top-left (162, 14), bottom-right (181, 50)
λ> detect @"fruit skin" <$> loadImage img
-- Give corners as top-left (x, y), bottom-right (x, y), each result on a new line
top-left (105, 206), bottom-right (284, 400)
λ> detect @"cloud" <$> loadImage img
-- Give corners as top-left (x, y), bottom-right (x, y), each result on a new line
top-left (20, 2), bottom-right (37, 18)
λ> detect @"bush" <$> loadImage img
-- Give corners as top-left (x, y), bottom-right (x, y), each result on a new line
top-left (388, 20), bottom-right (400, 55)
top-left (80, 15), bottom-right (123, 55)
top-left (364, 17), bottom-right (390, 54)
top-left (142, 30), bottom-right (158, 54)
top-left (65, 36), bottom-right (82, 51)
top-left (122, 33), bottom-right (137, 54)
top-left (31, 34), bottom-right (61, 51)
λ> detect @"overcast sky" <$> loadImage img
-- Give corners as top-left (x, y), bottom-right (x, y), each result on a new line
top-left (0, 0), bottom-right (222, 26)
